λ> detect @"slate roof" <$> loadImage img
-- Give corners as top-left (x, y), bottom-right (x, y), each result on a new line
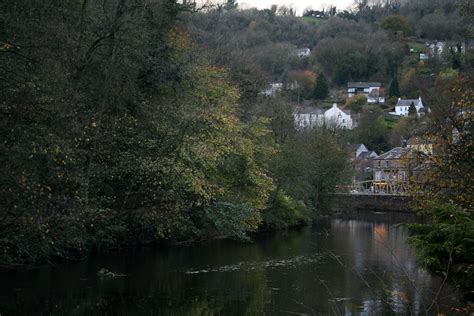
top-left (347, 82), bottom-right (382, 88)
top-left (395, 98), bottom-right (422, 108)
top-left (294, 106), bottom-right (324, 115)
top-left (374, 147), bottom-right (411, 160)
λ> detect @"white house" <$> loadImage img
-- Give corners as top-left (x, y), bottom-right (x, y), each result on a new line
top-left (347, 82), bottom-right (385, 104)
top-left (297, 48), bottom-right (311, 58)
top-left (426, 41), bottom-right (445, 57)
top-left (293, 107), bottom-right (324, 129)
top-left (392, 97), bottom-right (424, 117)
top-left (324, 103), bottom-right (353, 129)
top-left (294, 104), bottom-right (353, 129)
top-left (263, 83), bottom-right (283, 97)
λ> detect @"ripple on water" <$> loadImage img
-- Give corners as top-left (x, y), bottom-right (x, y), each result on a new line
top-left (185, 254), bottom-right (324, 274)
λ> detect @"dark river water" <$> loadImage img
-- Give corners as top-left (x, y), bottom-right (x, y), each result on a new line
top-left (0, 214), bottom-right (464, 315)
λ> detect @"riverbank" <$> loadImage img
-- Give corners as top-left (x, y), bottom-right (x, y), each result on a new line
top-left (0, 203), bottom-right (312, 270)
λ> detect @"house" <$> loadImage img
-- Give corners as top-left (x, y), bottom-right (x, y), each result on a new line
top-left (297, 48), bottom-right (311, 58)
top-left (347, 82), bottom-right (385, 104)
top-left (350, 144), bottom-right (378, 181)
top-left (373, 147), bottom-right (412, 182)
top-left (351, 144), bottom-right (369, 158)
top-left (373, 147), bottom-right (428, 182)
top-left (354, 151), bottom-right (379, 181)
top-left (294, 104), bottom-right (354, 129)
top-left (391, 97), bottom-right (425, 117)
top-left (407, 136), bottom-right (433, 155)
top-left (324, 103), bottom-right (354, 129)
top-left (420, 53), bottom-right (429, 61)
top-left (263, 83), bottom-right (283, 97)
top-left (426, 41), bottom-right (445, 57)
top-left (464, 39), bottom-right (474, 51)
top-left (293, 106), bottom-right (324, 129)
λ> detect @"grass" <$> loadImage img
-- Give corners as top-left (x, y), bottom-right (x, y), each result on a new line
top-left (384, 116), bottom-right (399, 130)
top-left (408, 41), bottom-right (426, 53)
top-left (301, 16), bottom-right (324, 26)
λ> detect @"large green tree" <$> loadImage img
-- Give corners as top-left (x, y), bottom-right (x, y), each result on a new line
top-left (313, 73), bottom-right (329, 99)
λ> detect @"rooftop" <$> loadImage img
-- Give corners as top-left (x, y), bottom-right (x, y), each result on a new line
top-left (374, 147), bottom-right (411, 160)
top-left (294, 106), bottom-right (324, 115)
top-left (395, 97), bottom-right (423, 108)
top-left (347, 82), bottom-right (382, 88)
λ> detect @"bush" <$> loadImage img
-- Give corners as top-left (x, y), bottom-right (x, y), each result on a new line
top-left (200, 202), bottom-right (262, 241)
top-left (262, 190), bottom-right (310, 230)
top-left (407, 201), bottom-right (474, 292)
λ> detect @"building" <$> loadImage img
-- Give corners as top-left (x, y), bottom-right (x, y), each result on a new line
top-left (294, 103), bottom-right (353, 129)
top-left (373, 147), bottom-right (412, 182)
top-left (464, 39), bottom-right (474, 51)
top-left (372, 147), bottom-right (428, 182)
top-left (392, 97), bottom-right (425, 117)
top-left (347, 82), bottom-right (385, 104)
top-left (407, 136), bottom-right (433, 155)
top-left (293, 106), bottom-right (324, 129)
top-left (323, 103), bottom-right (353, 129)
top-left (263, 83), bottom-right (283, 97)
top-left (297, 48), bottom-right (311, 58)
top-left (420, 53), bottom-right (429, 61)
top-left (426, 41), bottom-right (445, 57)
top-left (351, 144), bottom-right (369, 158)
top-left (350, 144), bottom-right (378, 181)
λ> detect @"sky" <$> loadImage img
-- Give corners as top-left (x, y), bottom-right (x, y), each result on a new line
top-left (239, 0), bottom-right (355, 14)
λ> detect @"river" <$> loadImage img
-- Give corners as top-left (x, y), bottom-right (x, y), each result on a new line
top-left (0, 213), bottom-right (463, 315)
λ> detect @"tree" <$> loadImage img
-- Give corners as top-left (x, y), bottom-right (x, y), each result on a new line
top-left (353, 106), bottom-right (390, 152)
top-left (381, 15), bottom-right (411, 37)
top-left (313, 73), bottom-right (329, 100)
top-left (407, 74), bottom-right (474, 296)
top-left (388, 115), bottom-right (419, 147)
top-left (389, 77), bottom-right (400, 97)
top-left (400, 68), bottom-right (420, 98)
top-left (345, 94), bottom-right (367, 113)
top-left (408, 102), bottom-right (417, 116)
top-left (224, 0), bottom-right (238, 10)
top-left (287, 70), bottom-right (316, 100)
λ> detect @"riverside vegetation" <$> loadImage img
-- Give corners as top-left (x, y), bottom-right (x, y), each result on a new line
top-left (0, 0), bottom-right (348, 267)
top-left (0, 1), bottom-right (472, 301)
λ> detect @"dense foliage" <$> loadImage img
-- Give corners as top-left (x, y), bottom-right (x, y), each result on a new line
top-left (407, 73), bottom-right (473, 298)
top-left (1, 0), bottom-right (472, 275)
top-left (0, 0), bottom-right (351, 267)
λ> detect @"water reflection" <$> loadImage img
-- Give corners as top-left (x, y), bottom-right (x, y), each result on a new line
top-left (0, 216), bottom-right (463, 315)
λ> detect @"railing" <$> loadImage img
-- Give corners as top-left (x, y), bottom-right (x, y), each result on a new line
top-left (337, 180), bottom-right (410, 196)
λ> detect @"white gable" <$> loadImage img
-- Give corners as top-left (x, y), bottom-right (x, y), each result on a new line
top-left (324, 104), bottom-right (353, 129)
